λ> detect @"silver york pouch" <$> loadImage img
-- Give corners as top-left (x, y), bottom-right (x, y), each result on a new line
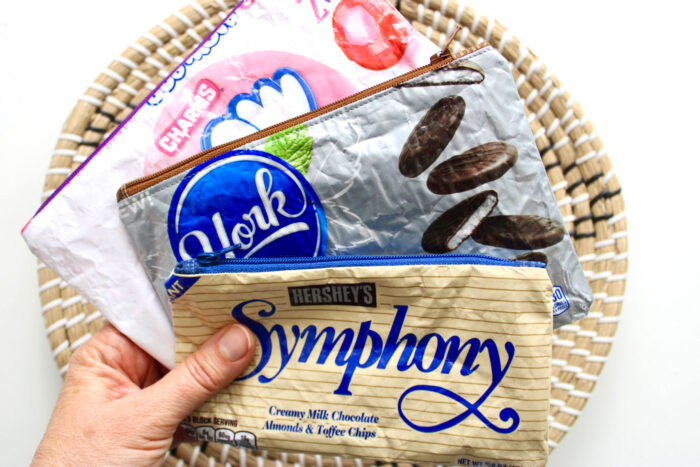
top-left (118, 43), bottom-right (592, 327)
top-left (166, 251), bottom-right (553, 466)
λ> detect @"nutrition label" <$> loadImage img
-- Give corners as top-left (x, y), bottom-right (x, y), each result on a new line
top-left (262, 406), bottom-right (379, 441)
top-left (181, 415), bottom-right (258, 449)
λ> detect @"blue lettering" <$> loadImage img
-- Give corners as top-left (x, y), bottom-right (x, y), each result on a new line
top-left (297, 326), bottom-right (353, 364)
top-left (232, 299), bottom-right (276, 381)
top-left (257, 324), bottom-right (301, 383)
top-left (481, 340), bottom-right (514, 387)
top-left (335, 321), bottom-right (383, 395)
top-left (377, 306), bottom-right (417, 371)
top-left (413, 333), bottom-right (445, 372)
top-left (442, 336), bottom-right (481, 376)
top-left (230, 300), bottom-right (519, 433)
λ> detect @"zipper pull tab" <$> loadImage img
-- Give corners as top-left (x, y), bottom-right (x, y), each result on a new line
top-left (176, 244), bottom-right (243, 275)
top-left (430, 24), bottom-right (462, 64)
top-left (196, 244), bottom-right (242, 265)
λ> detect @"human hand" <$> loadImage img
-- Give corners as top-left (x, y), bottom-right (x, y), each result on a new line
top-left (32, 323), bottom-right (255, 466)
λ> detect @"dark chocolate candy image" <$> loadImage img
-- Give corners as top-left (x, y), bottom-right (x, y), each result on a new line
top-left (472, 215), bottom-right (565, 250)
top-left (512, 252), bottom-right (549, 266)
top-left (398, 95), bottom-right (465, 178)
top-left (427, 142), bottom-right (518, 194)
top-left (422, 190), bottom-right (498, 254)
top-left (397, 62), bottom-right (485, 88)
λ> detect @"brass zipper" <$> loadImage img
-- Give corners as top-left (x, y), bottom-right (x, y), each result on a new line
top-left (118, 36), bottom-right (484, 202)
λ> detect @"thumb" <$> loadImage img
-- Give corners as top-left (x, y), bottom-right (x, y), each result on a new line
top-left (141, 323), bottom-right (255, 430)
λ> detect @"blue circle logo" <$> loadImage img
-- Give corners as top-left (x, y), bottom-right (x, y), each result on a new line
top-left (552, 285), bottom-right (570, 316)
top-left (168, 149), bottom-right (327, 261)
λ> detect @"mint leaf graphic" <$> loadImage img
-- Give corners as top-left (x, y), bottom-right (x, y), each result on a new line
top-left (264, 124), bottom-right (313, 175)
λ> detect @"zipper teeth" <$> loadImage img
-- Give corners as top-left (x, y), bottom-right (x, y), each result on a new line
top-left (200, 253), bottom-right (516, 266)
top-left (180, 253), bottom-right (541, 275)
top-left (117, 44), bottom-right (487, 201)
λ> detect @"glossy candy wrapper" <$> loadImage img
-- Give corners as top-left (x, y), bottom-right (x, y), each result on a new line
top-left (118, 46), bottom-right (593, 349)
top-left (166, 253), bottom-right (553, 466)
top-left (22, 0), bottom-right (439, 367)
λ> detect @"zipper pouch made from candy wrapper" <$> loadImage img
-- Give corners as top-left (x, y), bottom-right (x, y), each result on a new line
top-left (166, 251), bottom-right (552, 466)
top-left (118, 43), bottom-right (592, 336)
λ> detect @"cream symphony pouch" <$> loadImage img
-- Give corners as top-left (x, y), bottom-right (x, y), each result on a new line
top-left (118, 43), bottom-right (592, 333)
top-left (166, 250), bottom-right (553, 466)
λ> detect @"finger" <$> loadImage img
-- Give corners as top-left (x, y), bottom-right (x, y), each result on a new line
top-left (66, 323), bottom-right (159, 398)
top-left (140, 323), bottom-right (255, 429)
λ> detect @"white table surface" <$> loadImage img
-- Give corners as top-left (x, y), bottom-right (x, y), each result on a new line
top-left (1, 1), bottom-right (698, 465)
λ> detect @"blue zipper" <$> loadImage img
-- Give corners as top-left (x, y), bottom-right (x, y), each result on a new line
top-left (174, 245), bottom-right (545, 275)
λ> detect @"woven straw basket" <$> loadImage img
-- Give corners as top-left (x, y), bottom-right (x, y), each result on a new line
top-left (36, 0), bottom-right (627, 464)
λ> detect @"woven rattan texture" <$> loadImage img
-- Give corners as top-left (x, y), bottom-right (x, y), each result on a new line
top-left (36, 0), bottom-right (627, 462)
